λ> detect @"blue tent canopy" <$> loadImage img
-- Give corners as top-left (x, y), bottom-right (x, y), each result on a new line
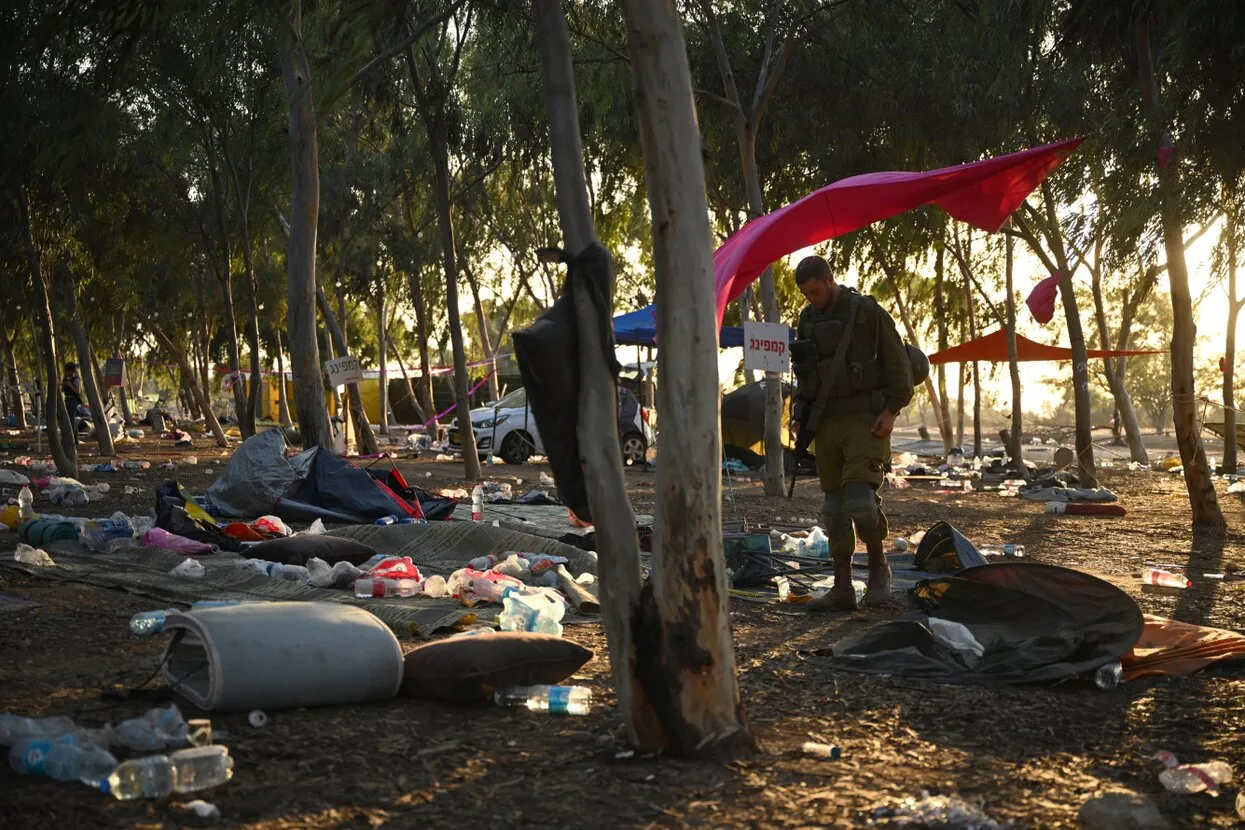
top-left (613, 304), bottom-right (747, 348)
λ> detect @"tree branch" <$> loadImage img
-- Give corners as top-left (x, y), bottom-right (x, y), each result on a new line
top-left (346, 0), bottom-right (468, 89)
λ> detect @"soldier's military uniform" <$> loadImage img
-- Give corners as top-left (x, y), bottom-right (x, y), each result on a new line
top-left (792, 287), bottom-right (913, 565)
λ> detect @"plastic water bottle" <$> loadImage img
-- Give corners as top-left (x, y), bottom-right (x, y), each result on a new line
top-left (1094, 661), bottom-right (1123, 689)
top-left (0, 714), bottom-right (77, 746)
top-left (130, 610), bottom-right (173, 635)
top-left (1142, 568), bottom-right (1190, 588)
top-left (18, 485), bottom-right (34, 520)
top-left (471, 485), bottom-right (484, 522)
top-left (978, 544), bottom-right (1025, 557)
top-left (354, 577), bottom-right (420, 598)
top-left (494, 685), bottom-right (592, 715)
top-left (9, 737), bottom-right (118, 786)
top-left (81, 517), bottom-right (136, 553)
top-left (104, 745), bottom-right (233, 799)
top-left (374, 515), bottom-right (398, 526)
top-left (1155, 751), bottom-right (1233, 796)
top-left (498, 589), bottom-right (566, 636)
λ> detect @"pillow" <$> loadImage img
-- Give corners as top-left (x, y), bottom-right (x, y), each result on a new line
top-left (248, 535), bottom-right (378, 567)
top-left (399, 632), bottom-right (594, 701)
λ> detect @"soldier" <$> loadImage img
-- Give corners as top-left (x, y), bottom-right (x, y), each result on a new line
top-left (788, 255), bottom-right (913, 612)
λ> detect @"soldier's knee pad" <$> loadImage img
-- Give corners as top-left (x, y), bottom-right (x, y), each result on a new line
top-left (842, 481), bottom-right (881, 531)
top-left (821, 490), bottom-right (849, 539)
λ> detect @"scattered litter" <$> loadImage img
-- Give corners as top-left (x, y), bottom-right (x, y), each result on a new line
top-left (1155, 751), bottom-right (1232, 796)
top-left (870, 790), bottom-right (1008, 828)
top-left (1095, 661), bottom-right (1123, 689)
top-left (113, 704), bottom-right (190, 751)
top-left (1078, 791), bottom-right (1168, 830)
top-left (124, 486), bottom-right (144, 495)
top-left (181, 800), bottom-right (220, 819)
top-left (495, 685), bottom-right (591, 715)
top-left (0, 469), bottom-right (30, 486)
top-left (1142, 568), bottom-right (1190, 589)
top-left (169, 558), bottom-right (206, 579)
top-left (186, 719), bottom-right (212, 747)
top-left (106, 745), bottom-right (233, 800)
top-left (802, 741), bottom-right (841, 760)
top-left (928, 618), bottom-right (985, 664)
top-left (13, 543), bottom-right (55, 567)
top-left (247, 710), bottom-right (269, 729)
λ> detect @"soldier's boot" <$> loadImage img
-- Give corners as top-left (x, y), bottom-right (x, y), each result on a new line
top-left (807, 554), bottom-right (858, 613)
top-left (862, 540), bottom-right (891, 607)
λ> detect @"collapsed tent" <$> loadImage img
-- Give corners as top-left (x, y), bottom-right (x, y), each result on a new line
top-left (929, 328), bottom-right (1164, 365)
top-left (208, 429), bottom-right (433, 523)
top-left (712, 138), bottom-right (1084, 328)
top-left (825, 562), bottom-right (1144, 684)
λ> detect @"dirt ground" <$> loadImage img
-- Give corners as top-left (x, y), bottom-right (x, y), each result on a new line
top-left (1, 427), bottom-right (1243, 828)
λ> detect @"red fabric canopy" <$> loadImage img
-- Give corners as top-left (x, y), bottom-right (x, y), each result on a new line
top-left (929, 329), bottom-right (1165, 365)
top-left (711, 138), bottom-right (1085, 328)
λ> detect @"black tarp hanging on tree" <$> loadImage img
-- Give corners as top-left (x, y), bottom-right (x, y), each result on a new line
top-left (512, 243), bottom-right (620, 523)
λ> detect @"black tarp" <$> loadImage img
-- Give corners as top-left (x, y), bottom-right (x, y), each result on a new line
top-left (824, 562), bottom-right (1145, 684)
top-left (512, 243), bottom-right (619, 522)
top-left (274, 448), bottom-right (422, 524)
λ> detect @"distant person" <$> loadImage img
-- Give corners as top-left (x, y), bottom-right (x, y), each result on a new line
top-left (788, 255), bottom-right (913, 612)
top-left (60, 362), bottom-right (84, 438)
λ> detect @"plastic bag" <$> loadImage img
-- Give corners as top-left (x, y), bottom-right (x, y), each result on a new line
top-left (169, 558), bottom-right (205, 579)
top-left (366, 556), bottom-right (423, 582)
top-left (14, 543), bottom-right (55, 567)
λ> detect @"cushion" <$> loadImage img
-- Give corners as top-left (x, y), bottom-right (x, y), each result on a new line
top-left (399, 632), bottom-right (594, 701)
top-left (248, 535), bottom-right (378, 567)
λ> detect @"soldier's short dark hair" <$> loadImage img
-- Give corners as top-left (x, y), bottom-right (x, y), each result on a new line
top-left (794, 255), bottom-right (831, 284)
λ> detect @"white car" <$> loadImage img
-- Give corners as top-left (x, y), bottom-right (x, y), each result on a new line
top-left (449, 387), bottom-right (653, 466)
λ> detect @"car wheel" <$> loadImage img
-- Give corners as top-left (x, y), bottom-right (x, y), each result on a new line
top-left (621, 432), bottom-right (647, 466)
top-left (500, 431), bottom-right (533, 465)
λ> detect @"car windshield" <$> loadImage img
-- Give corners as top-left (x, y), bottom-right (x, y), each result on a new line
top-left (492, 388), bottom-right (527, 409)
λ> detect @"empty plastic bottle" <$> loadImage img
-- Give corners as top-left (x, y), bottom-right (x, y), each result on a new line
top-left (978, 544), bottom-right (1025, 557)
top-left (80, 517), bottom-right (135, 553)
top-left (0, 714), bottom-right (77, 746)
top-left (354, 577), bottom-right (420, 598)
top-left (18, 485), bottom-right (34, 520)
top-left (1142, 568), bottom-right (1190, 588)
top-left (10, 736), bottom-right (118, 786)
top-left (494, 685), bottom-right (592, 715)
top-left (130, 610), bottom-right (173, 636)
top-left (1094, 661), bottom-right (1123, 689)
top-left (498, 589), bottom-right (566, 636)
top-left (471, 485), bottom-right (484, 522)
top-left (112, 705), bottom-right (188, 752)
top-left (104, 745), bottom-right (233, 800)
top-left (1155, 751), bottom-right (1233, 796)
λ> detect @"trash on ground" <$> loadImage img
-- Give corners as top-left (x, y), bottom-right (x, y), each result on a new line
top-left (869, 790), bottom-right (1008, 828)
top-left (169, 558), bottom-right (206, 579)
top-left (1155, 751), bottom-right (1232, 796)
top-left (1142, 568), bottom-right (1190, 589)
top-left (14, 543), bottom-right (55, 567)
top-left (1094, 661), bottom-right (1123, 689)
top-left (247, 710), bottom-right (268, 728)
top-left (802, 741), bottom-right (840, 760)
top-left (495, 684), bottom-right (591, 715)
top-left (181, 799), bottom-right (221, 819)
top-left (112, 704), bottom-right (189, 751)
top-left (1077, 791), bottom-right (1169, 830)
top-left (106, 745), bottom-right (233, 800)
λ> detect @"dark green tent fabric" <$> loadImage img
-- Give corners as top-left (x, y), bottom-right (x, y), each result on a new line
top-left (823, 562), bottom-right (1144, 684)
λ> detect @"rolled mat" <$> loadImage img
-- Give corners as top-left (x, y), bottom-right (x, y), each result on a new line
top-left (160, 602), bottom-right (404, 711)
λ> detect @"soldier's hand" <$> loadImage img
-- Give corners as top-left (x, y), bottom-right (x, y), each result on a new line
top-left (789, 421), bottom-right (801, 437)
top-left (871, 409), bottom-right (895, 439)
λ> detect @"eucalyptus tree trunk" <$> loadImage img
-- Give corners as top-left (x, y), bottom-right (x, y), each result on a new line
top-left (428, 125), bottom-right (481, 479)
top-left (57, 266), bottom-right (114, 456)
top-left (401, 196), bottom-right (437, 419)
top-left (18, 191), bottom-right (76, 475)
top-left (315, 286), bottom-right (379, 455)
top-left (1222, 199), bottom-right (1240, 473)
top-left (278, 0), bottom-right (332, 450)
top-left (275, 331), bottom-right (293, 427)
top-left (2, 326), bottom-right (27, 429)
top-left (964, 260), bottom-right (982, 458)
top-left (1089, 261), bottom-right (1148, 464)
top-left (463, 261), bottom-right (500, 403)
top-left (1003, 232), bottom-right (1024, 465)
top-left (387, 329), bottom-right (426, 423)
top-left (1133, 21), bottom-right (1221, 523)
top-left (143, 315), bottom-right (229, 447)
top-left (376, 280), bottom-right (389, 435)
top-left (618, 0), bottom-right (752, 758)
top-left (933, 244), bottom-right (954, 452)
